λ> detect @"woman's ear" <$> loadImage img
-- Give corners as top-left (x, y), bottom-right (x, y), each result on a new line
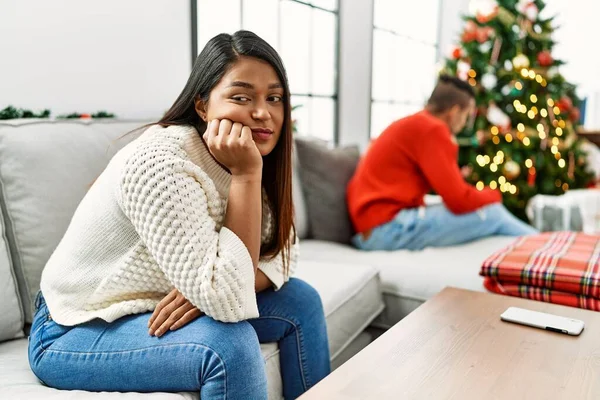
top-left (194, 98), bottom-right (207, 122)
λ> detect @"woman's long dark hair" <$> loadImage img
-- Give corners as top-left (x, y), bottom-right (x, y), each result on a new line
top-left (157, 30), bottom-right (295, 273)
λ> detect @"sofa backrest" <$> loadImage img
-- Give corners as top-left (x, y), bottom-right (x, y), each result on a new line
top-left (292, 149), bottom-right (309, 240)
top-left (0, 120), bottom-right (147, 323)
top-left (0, 119), bottom-right (311, 324)
top-left (0, 205), bottom-right (24, 341)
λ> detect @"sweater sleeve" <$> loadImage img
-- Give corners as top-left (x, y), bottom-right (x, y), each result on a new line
top-left (258, 233), bottom-right (299, 290)
top-left (116, 144), bottom-right (258, 323)
top-left (416, 126), bottom-right (502, 214)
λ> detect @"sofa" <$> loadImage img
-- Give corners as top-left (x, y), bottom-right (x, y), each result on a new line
top-left (0, 120), bottom-right (515, 399)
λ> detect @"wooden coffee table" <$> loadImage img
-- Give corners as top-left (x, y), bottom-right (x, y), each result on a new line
top-left (300, 287), bottom-right (600, 399)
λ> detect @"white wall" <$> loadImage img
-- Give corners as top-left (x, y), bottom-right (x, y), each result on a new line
top-left (544, 0), bottom-right (600, 129)
top-left (437, 0), bottom-right (471, 62)
top-left (0, 0), bottom-right (191, 119)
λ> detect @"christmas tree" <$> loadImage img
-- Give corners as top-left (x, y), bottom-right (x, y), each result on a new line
top-left (443, 0), bottom-right (594, 220)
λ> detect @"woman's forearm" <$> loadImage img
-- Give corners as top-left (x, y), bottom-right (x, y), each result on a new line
top-left (223, 174), bottom-right (262, 271)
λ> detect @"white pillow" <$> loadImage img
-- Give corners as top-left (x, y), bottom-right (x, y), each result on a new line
top-left (0, 207), bottom-right (24, 342)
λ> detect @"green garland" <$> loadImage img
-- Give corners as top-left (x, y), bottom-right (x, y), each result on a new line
top-left (57, 111), bottom-right (116, 119)
top-left (0, 106), bottom-right (115, 120)
top-left (0, 106), bottom-right (50, 120)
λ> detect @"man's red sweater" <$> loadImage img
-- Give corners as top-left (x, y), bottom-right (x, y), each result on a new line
top-left (347, 110), bottom-right (502, 234)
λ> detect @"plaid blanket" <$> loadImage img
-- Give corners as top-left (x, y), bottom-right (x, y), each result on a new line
top-left (480, 232), bottom-right (600, 311)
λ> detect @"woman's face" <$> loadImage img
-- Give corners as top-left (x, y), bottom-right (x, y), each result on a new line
top-left (197, 56), bottom-right (285, 156)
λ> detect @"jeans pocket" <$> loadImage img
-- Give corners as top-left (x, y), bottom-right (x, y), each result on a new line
top-left (31, 298), bottom-right (71, 352)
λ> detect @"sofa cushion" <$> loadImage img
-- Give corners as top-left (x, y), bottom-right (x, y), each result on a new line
top-left (0, 120), bottom-right (148, 322)
top-left (296, 259), bottom-right (384, 359)
top-left (0, 208), bottom-right (24, 342)
top-left (299, 236), bottom-right (517, 327)
top-left (294, 137), bottom-right (360, 244)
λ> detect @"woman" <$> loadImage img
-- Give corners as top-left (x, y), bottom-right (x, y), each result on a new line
top-left (28, 31), bottom-right (330, 399)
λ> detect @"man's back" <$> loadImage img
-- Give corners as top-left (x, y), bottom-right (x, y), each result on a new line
top-left (347, 110), bottom-right (500, 235)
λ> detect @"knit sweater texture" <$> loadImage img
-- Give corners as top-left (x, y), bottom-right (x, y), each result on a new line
top-left (40, 124), bottom-right (297, 326)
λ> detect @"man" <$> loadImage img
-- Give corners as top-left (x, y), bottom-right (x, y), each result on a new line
top-left (347, 75), bottom-right (536, 251)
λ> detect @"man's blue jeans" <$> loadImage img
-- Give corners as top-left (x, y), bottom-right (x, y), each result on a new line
top-left (353, 203), bottom-right (538, 251)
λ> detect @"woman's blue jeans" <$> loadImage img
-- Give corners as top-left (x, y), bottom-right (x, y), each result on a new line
top-left (28, 278), bottom-right (331, 399)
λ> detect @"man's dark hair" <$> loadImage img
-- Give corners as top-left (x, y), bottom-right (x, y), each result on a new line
top-left (426, 74), bottom-right (475, 113)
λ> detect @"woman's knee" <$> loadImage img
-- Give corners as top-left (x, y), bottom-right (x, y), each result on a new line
top-left (195, 320), bottom-right (266, 392)
top-left (204, 320), bottom-right (263, 365)
top-left (283, 279), bottom-right (324, 312)
top-left (275, 279), bottom-right (327, 333)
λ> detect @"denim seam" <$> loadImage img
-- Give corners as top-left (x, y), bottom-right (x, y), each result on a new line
top-left (256, 315), bottom-right (309, 390)
top-left (40, 343), bottom-right (227, 397)
top-left (38, 308), bottom-right (55, 351)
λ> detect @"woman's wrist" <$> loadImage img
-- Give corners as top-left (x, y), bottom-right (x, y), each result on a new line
top-left (231, 170), bottom-right (262, 184)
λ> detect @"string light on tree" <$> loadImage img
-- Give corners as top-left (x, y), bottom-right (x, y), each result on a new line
top-left (513, 54), bottom-right (530, 69)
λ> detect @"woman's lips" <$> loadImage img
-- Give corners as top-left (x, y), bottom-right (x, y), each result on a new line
top-left (251, 128), bottom-right (273, 141)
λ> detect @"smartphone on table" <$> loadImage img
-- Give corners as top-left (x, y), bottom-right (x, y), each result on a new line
top-left (501, 306), bottom-right (585, 336)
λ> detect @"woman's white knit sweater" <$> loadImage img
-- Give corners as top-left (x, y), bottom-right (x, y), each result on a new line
top-left (40, 124), bottom-right (298, 326)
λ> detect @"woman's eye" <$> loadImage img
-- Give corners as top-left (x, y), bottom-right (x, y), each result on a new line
top-left (232, 96), bottom-right (250, 102)
top-left (268, 95), bottom-right (283, 103)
